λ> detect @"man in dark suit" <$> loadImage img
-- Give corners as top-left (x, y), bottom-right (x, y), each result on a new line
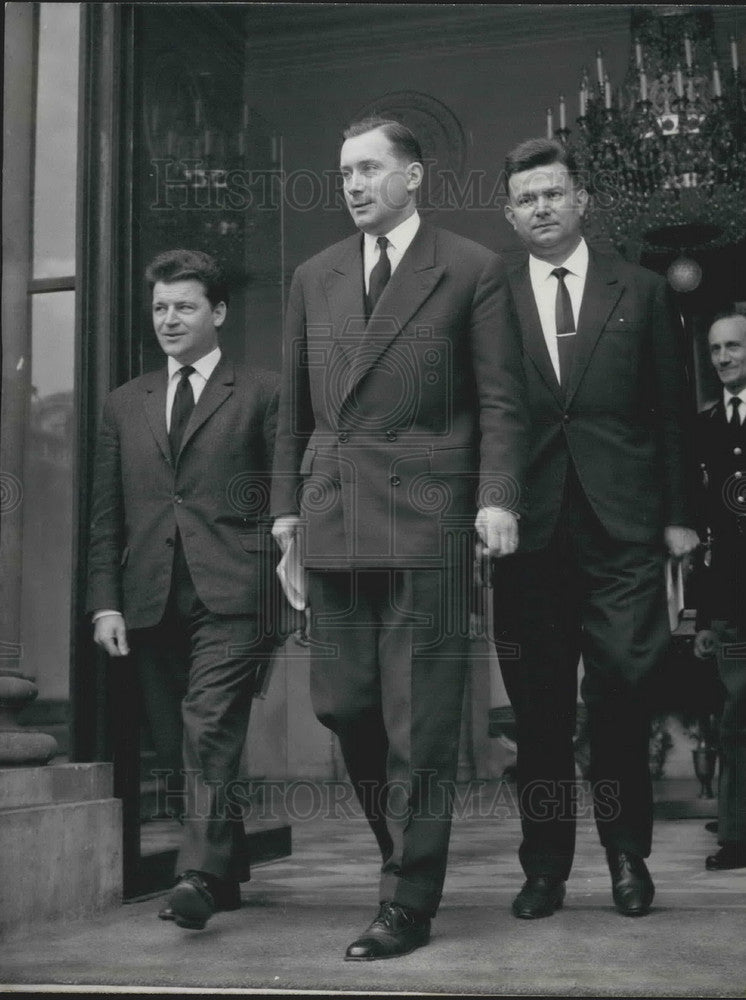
top-left (693, 309), bottom-right (746, 871)
top-left (87, 249), bottom-right (280, 930)
top-left (271, 117), bottom-right (528, 959)
top-left (491, 138), bottom-right (699, 920)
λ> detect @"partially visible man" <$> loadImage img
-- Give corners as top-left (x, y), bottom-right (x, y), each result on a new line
top-left (693, 309), bottom-right (746, 871)
top-left (271, 117), bottom-right (528, 959)
top-left (492, 138), bottom-right (699, 920)
top-left (87, 249), bottom-right (281, 930)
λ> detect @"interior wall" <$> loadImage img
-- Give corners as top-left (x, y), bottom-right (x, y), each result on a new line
top-left (244, 8), bottom-right (630, 277)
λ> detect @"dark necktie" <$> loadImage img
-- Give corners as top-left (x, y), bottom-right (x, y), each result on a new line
top-left (551, 266), bottom-right (576, 385)
top-left (367, 236), bottom-right (391, 316)
top-left (169, 365), bottom-right (195, 459)
top-left (729, 396), bottom-right (742, 428)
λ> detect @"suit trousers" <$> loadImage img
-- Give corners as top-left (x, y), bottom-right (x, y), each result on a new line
top-left (131, 536), bottom-right (272, 882)
top-left (712, 621), bottom-right (746, 845)
top-left (493, 466), bottom-right (670, 878)
top-left (307, 564), bottom-right (470, 917)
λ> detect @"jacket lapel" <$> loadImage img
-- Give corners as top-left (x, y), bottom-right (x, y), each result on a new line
top-left (348, 223), bottom-right (445, 389)
top-left (564, 251), bottom-right (624, 407)
top-left (720, 397), bottom-right (746, 441)
top-left (322, 233), bottom-right (367, 371)
top-left (178, 356), bottom-right (234, 458)
top-left (510, 261), bottom-right (563, 404)
top-left (142, 369), bottom-right (171, 463)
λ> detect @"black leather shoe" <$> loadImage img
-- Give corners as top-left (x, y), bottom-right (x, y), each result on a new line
top-left (706, 844), bottom-right (746, 870)
top-left (344, 902), bottom-right (430, 961)
top-left (511, 876), bottom-right (566, 919)
top-left (160, 871), bottom-right (241, 930)
top-left (158, 876), bottom-right (240, 923)
top-left (704, 821), bottom-right (719, 834)
top-left (606, 849), bottom-right (654, 916)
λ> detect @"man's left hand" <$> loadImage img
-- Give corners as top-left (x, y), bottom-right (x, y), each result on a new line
top-left (664, 525), bottom-right (700, 560)
top-left (475, 506), bottom-right (519, 558)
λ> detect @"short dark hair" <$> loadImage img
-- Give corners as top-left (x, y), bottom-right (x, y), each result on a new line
top-left (145, 248), bottom-right (230, 308)
top-left (342, 116), bottom-right (423, 164)
top-left (505, 137), bottom-right (581, 188)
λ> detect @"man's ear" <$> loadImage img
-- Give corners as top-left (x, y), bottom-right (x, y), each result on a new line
top-left (406, 161), bottom-right (424, 192)
top-left (213, 301), bottom-right (227, 327)
top-left (576, 187), bottom-right (589, 218)
top-left (504, 202), bottom-right (516, 230)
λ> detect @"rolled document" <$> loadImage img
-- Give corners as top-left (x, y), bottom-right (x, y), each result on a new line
top-left (276, 535), bottom-right (307, 610)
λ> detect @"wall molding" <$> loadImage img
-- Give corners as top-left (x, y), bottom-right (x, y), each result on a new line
top-left (244, 5), bottom-right (746, 73)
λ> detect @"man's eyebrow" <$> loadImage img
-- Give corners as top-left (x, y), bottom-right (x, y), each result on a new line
top-left (342, 158), bottom-right (381, 169)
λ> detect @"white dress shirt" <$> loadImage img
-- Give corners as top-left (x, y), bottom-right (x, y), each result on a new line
top-left (724, 386), bottom-right (746, 425)
top-left (363, 211), bottom-right (421, 293)
top-left (528, 238), bottom-right (589, 383)
top-left (166, 346), bottom-right (221, 430)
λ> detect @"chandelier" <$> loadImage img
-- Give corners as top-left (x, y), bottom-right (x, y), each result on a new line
top-left (547, 8), bottom-right (746, 255)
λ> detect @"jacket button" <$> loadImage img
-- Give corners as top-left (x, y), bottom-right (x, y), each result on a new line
top-left (735, 471), bottom-right (743, 479)
top-left (563, 413), bottom-right (570, 423)
top-left (386, 430), bottom-right (397, 441)
top-left (174, 494), bottom-right (183, 503)
top-left (734, 447), bottom-right (742, 456)
top-left (390, 476), bottom-right (401, 486)
top-left (166, 537), bottom-right (174, 547)
top-left (338, 431), bottom-right (349, 443)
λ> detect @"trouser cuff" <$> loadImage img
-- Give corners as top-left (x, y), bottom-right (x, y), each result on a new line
top-left (379, 874), bottom-right (440, 918)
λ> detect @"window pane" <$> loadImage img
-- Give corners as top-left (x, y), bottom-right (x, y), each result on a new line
top-left (20, 291), bottom-right (76, 708)
top-left (32, 3), bottom-right (80, 279)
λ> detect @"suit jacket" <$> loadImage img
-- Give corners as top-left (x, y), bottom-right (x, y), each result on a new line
top-left (507, 248), bottom-right (694, 551)
top-left (692, 399), bottom-right (746, 632)
top-left (270, 222), bottom-right (528, 568)
top-left (86, 356), bottom-right (281, 629)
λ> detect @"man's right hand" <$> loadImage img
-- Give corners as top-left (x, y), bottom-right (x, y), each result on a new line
top-left (93, 613), bottom-right (130, 657)
top-left (693, 629), bottom-right (717, 660)
top-left (271, 515), bottom-right (301, 555)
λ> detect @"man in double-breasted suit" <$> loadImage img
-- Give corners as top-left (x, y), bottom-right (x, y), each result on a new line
top-left (693, 310), bottom-right (746, 872)
top-left (87, 249), bottom-right (280, 931)
top-left (271, 117), bottom-right (528, 959)
top-left (491, 138), bottom-right (699, 920)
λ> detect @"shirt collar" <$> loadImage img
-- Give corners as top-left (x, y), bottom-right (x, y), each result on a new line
top-left (364, 210), bottom-right (420, 257)
top-left (168, 346), bottom-right (222, 382)
top-left (529, 237), bottom-right (589, 283)
top-left (723, 385), bottom-right (746, 413)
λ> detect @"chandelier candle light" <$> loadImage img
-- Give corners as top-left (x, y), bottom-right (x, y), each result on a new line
top-left (544, 9), bottom-right (746, 256)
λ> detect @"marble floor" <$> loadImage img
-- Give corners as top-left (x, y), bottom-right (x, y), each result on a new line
top-left (3, 780), bottom-right (745, 997)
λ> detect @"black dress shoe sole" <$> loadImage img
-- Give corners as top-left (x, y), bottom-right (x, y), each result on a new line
top-left (706, 857), bottom-right (746, 871)
top-left (512, 896), bottom-right (564, 919)
top-left (344, 935), bottom-right (430, 961)
top-left (614, 900), bottom-right (653, 916)
top-left (612, 888), bottom-right (654, 917)
top-left (158, 886), bottom-right (240, 922)
top-left (168, 882), bottom-right (214, 930)
top-left (511, 882), bottom-right (566, 919)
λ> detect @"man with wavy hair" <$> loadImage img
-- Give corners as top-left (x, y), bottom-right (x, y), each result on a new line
top-left (87, 248), bottom-right (281, 931)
